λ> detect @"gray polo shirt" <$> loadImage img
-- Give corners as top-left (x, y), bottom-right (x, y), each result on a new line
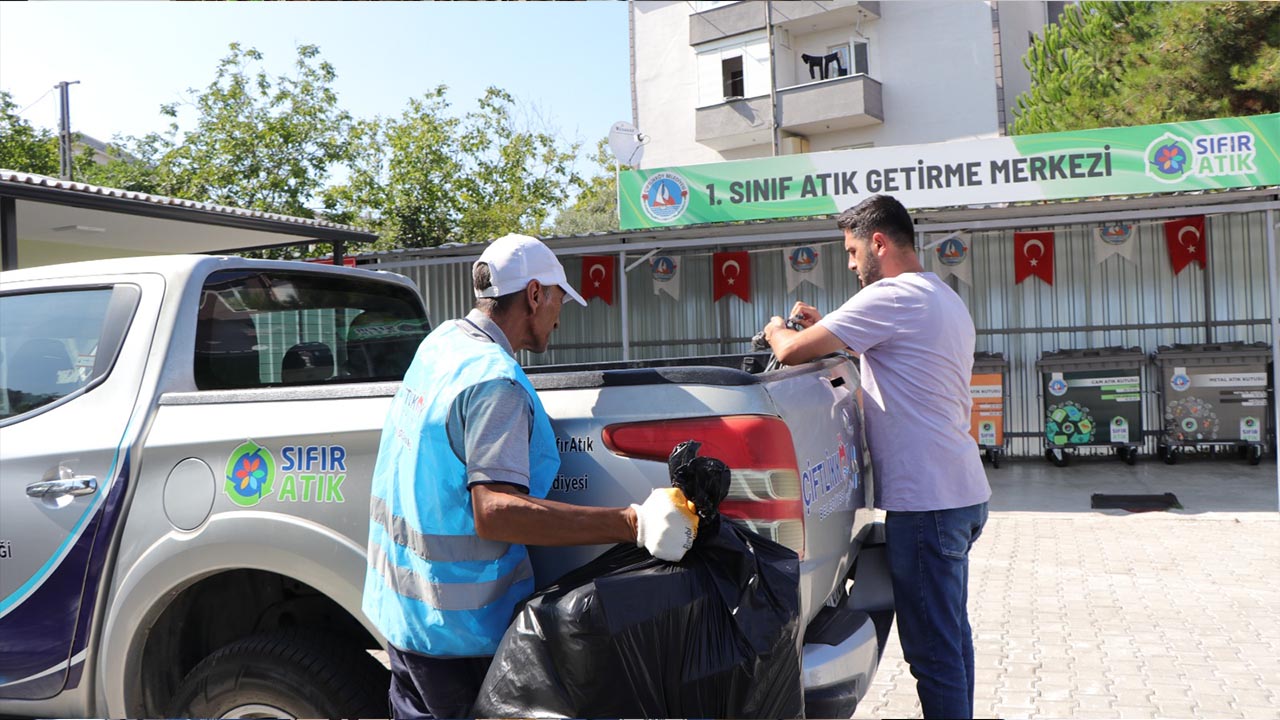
top-left (447, 309), bottom-right (535, 492)
top-left (818, 272), bottom-right (990, 511)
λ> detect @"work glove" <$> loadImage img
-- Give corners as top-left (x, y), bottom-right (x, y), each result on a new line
top-left (632, 487), bottom-right (699, 562)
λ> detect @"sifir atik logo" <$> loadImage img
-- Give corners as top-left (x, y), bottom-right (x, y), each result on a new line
top-left (224, 441), bottom-right (347, 507)
top-left (225, 441), bottom-right (276, 507)
top-left (1145, 130), bottom-right (1257, 185)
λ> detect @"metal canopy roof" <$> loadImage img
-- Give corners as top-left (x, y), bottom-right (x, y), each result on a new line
top-left (0, 170), bottom-right (376, 270)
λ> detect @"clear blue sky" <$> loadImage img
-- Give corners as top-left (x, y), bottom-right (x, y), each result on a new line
top-left (0, 1), bottom-right (631, 177)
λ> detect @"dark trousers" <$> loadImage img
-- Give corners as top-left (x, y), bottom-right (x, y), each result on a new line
top-left (387, 644), bottom-right (493, 720)
top-left (885, 501), bottom-right (989, 719)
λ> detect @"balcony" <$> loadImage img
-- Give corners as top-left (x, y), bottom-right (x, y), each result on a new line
top-left (694, 95), bottom-right (774, 151)
top-left (690, 1), bottom-right (880, 46)
top-left (772, 0), bottom-right (879, 34)
top-left (777, 73), bottom-right (883, 135)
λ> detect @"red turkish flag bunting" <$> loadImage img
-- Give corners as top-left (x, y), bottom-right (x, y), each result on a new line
top-left (713, 251), bottom-right (751, 302)
top-left (1014, 231), bottom-right (1054, 285)
top-left (1164, 216), bottom-right (1207, 275)
top-left (580, 255), bottom-right (615, 305)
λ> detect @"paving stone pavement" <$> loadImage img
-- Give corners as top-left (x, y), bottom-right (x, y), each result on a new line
top-left (851, 458), bottom-right (1280, 720)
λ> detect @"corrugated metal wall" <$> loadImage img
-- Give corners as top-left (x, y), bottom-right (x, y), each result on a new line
top-left (255, 309), bottom-right (341, 383)
top-left (374, 208), bottom-right (1275, 457)
top-left (953, 210), bottom-right (1274, 456)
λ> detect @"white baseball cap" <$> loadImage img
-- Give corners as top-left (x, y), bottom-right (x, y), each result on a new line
top-left (474, 233), bottom-right (587, 306)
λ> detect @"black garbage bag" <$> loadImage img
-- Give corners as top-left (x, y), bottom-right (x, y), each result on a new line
top-left (472, 441), bottom-right (804, 719)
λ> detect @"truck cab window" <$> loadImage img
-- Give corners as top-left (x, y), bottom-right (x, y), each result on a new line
top-left (0, 288), bottom-right (114, 420)
top-left (194, 270), bottom-right (430, 390)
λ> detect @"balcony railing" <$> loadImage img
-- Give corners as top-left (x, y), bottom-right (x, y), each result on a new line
top-left (694, 74), bottom-right (882, 150)
top-left (777, 73), bottom-right (883, 135)
top-left (694, 95), bottom-right (774, 151)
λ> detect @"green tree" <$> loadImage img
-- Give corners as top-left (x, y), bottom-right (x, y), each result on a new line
top-left (73, 136), bottom-right (162, 193)
top-left (1013, 2), bottom-right (1280, 134)
top-left (326, 87), bottom-right (582, 248)
top-left (0, 90), bottom-right (59, 175)
top-left (452, 88), bottom-right (581, 244)
top-left (128, 43), bottom-right (354, 217)
top-left (551, 138), bottom-right (619, 236)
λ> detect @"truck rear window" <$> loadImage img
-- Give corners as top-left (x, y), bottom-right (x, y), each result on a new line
top-left (1, 287), bottom-right (116, 420)
top-left (194, 270), bottom-right (430, 390)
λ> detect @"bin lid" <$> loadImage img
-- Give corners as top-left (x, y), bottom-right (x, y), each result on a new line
top-left (1036, 346), bottom-right (1147, 371)
top-left (972, 351), bottom-right (1008, 372)
top-left (1152, 342), bottom-right (1272, 364)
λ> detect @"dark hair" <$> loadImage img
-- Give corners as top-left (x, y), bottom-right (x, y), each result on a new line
top-left (473, 261), bottom-right (523, 315)
top-left (835, 194), bottom-right (915, 249)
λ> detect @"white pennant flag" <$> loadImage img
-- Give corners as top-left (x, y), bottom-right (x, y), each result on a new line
top-left (932, 233), bottom-right (972, 286)
top-left (650, 254), bottom-right (681, 300)
top-left (783, 245), bottom-right (825, 293)
top-left (1094, 224), bottom-right (1137, 264)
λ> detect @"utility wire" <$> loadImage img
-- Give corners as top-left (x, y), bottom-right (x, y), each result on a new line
top-left (16, 87), bottom-right (55, 117)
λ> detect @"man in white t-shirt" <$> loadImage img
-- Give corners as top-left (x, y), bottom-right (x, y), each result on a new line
top-left (761, 195), bottom-right (991, 719)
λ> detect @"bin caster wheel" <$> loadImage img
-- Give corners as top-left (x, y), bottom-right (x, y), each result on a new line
top-left (1046, 447), bottom-right (1069, 467)
top-left (1248, 444), bottom-right (1263, 466)
top-left (1121, 447), bottom-right (1137, 465)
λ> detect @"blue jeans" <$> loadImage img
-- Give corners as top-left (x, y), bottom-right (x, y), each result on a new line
top-left (885, 502), bottom-right (988, 719)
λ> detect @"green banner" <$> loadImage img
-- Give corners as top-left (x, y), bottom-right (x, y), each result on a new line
top-left (618, 113), bottom-right (1280, 230)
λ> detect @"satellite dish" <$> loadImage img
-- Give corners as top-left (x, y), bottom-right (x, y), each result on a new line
top-left (608, 121), bottom-right (647, 168)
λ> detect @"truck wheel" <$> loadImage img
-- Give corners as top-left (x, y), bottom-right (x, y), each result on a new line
top-left (167, 628), bottom-right (388, 719)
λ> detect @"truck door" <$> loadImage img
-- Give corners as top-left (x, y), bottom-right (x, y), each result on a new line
top-left (0, 280), bottom-right (152, 700)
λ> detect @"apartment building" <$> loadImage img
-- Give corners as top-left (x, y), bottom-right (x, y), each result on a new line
top-left (629, 0), bottom-right (1066, 169)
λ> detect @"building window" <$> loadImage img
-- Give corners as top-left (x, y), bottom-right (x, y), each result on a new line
top-left (852, 40), bottom-right (869, 75)
top-left (827, 44), bottom-right (851, 77)
top-left (722, 55), bottom-right (745, 98)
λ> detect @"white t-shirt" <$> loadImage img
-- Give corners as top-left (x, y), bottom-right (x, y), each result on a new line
top-left (818, 272), bottom-right (990, 511)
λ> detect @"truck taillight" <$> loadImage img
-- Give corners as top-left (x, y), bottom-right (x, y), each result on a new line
top-left (601, 415), bottom-right (805, 559)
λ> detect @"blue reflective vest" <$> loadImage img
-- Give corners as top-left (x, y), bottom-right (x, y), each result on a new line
top-left (362, 320), bottom-right (558, 657)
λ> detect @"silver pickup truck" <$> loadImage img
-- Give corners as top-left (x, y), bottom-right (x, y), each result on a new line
top-left (0, 255), bottom-right (892, 718)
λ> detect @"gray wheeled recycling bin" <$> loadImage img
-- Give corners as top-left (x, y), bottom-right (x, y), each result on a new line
top-left (970, 352), bottom-right (1009, 468)
top-left (1151, 342), bottom-right (1273, 465)
top-left (1036, 347), bottom-right (1147, 467)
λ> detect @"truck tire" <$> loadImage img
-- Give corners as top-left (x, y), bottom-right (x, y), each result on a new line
top-left (167, 628), bottom-right (388, 719)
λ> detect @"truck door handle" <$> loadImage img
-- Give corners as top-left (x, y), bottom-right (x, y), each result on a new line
top-left (27, 476), bottom-right (99, 498)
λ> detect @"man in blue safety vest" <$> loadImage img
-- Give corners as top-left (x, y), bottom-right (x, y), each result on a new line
top-left (363, 233), bottom-right (699, 719)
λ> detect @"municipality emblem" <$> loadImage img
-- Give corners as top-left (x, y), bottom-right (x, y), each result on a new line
top-left (1099, 225), bottom-right (1132, 245)
top-left (936, 237), bottom-right (967, 267)
top-left (640, 172), bottom-right (689, 223)
top-left (652, 255), bottom-right (677, 281)
top-left (788, 246), bottom-right (818, 273)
